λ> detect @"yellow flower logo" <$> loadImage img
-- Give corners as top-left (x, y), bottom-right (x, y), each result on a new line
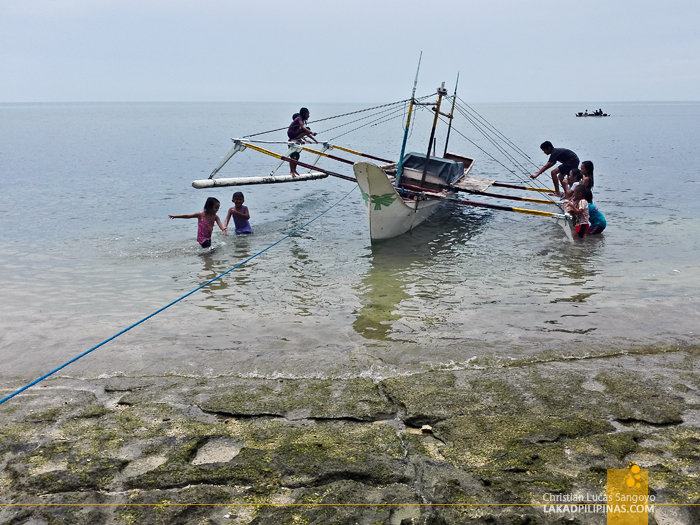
top-left (624, 463), bottom-right (643, 488)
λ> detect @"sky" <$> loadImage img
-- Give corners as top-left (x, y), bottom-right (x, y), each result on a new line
top-left (1, 0), bottom-right (698, 103)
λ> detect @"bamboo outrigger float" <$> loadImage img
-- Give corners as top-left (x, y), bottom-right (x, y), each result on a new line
top-left (192, 61), bottom-right (576, 242)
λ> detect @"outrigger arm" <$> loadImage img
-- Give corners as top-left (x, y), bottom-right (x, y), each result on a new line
top-left (269, 143), bottom-right (304, 177)
top-left (401, 184), bottom-right (575, 241)
top-left (208, 140), bottom-right (247, 179)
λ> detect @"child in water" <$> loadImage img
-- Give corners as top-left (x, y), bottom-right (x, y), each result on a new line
top-left (169, 197), bottom-right (226, 248)
top-left (564, 186), bottom-right (590, 239)
top-left (583, 187), bottom-right (606, 234)
top-left (580, 160), bottom-right (595, 190)
top-left (561, 168), bottom-right (582, 200)
top-left (225, 191), bottom-right (252, 234)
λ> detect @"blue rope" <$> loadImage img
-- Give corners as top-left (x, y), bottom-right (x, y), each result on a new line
top-left (0, 187), bottom-right (357, 406)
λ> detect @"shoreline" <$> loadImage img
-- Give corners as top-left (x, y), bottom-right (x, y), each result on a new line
top-left (2, 348), bottom-right (699, 524)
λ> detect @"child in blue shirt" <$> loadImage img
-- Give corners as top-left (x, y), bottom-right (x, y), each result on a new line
top-left (584, 187), bottom-right (606, 234)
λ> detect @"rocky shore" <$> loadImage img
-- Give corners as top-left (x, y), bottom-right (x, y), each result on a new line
top-left (1, 348), bottom-right (699, 524)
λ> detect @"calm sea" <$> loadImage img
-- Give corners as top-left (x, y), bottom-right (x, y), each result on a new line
top-left (1, 101), bottom-right (699, 382)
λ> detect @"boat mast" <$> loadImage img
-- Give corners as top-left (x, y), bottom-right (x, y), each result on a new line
top-left (443, 72), bottom-right (459, 156)
top-left (419, 81), bottom-right (449, 187)
top-left (395, 52), bottom-right (422, 188)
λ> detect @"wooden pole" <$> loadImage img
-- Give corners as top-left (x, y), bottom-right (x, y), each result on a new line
top-left (443, 73), bottom-right (459, 157)
top-left (398, 182), bottom-right (557, 206)
top-left (395, 52), bottom-right (422, 188)
top-left (330, 145), bottom-right (393, 164)
top-left (300, 146), bottom-right (355, 165)
top-left (419, 82), bottom-right (448, 188)
top-left (492, 182), bottom-right (555, 193)
top-left (243, 143), bottom-right (356, 182)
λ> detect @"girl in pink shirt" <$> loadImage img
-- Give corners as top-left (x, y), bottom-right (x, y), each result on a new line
top-left (169, 197), bottom-right (226, 248)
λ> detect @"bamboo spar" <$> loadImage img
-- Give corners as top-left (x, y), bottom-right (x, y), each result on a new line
top-left (443, 73), bottom-right (459, 157)
top-left (419, 83), bottom-right (448, 188)
top-left (398, 183), bottom-right (558, 206)
top-left (395, 52), bottom-right (422, 188)
top-left (457, 199), bottom-right (563, 218)
top-left (299, 146), bottom-right (355, 165)
top-left (492, 181), bottom-right (555, 193)
top-left (330, 145), bottom-right (393, 164)
top-left (395, 183), bottom-right (567, 218)
top-left (242, 143), bottom-right (356, 182)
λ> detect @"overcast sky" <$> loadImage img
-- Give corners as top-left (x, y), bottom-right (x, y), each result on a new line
top-left (1, 0), bottom-right (698, 103)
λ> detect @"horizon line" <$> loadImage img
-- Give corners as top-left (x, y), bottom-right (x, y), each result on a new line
top-left (1, 99), bottom-right (699, 105)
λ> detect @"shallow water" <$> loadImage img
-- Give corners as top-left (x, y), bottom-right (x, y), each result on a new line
top-left (1, 101), bottom-right (699, 382)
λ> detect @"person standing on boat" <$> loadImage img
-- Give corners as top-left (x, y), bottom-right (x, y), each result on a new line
top-left (287, 107), bottom-right (318, 177)
top-left (530, 141), bottom-right (580, 197)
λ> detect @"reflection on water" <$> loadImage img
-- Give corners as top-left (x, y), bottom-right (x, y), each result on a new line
top-left (198, 237), bottom-right (256, 311)
top-left (352, 246), bottom-right (410, 341)
top-left (353, 205), bottom-right (489, 341)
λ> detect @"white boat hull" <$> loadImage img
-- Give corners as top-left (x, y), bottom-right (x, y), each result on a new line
top-left (353, 162), bottom-right (443, 240)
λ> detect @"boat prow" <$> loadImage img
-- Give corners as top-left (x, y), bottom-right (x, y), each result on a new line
top-left (354, 162), bottom-right (443, 240)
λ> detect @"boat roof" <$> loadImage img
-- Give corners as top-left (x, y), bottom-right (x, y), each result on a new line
top-left (401, 152), bottom-right (464, 185)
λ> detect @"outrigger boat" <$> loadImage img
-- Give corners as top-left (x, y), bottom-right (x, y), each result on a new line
top-left (576, 110), bottom-right (609, 117)
top-left (193, 65), bottom-right (575, 242)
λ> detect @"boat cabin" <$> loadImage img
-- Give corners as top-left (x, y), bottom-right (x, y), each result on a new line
top-left (397, 151), bottom-right (475, 191)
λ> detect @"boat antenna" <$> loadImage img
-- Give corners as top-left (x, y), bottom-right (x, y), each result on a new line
top-left (395, 51), bottom-right (422, 188)
top-left (443, 72), bottom-right (459, 156)
top-left (419, 81), bottom-right (448, 188)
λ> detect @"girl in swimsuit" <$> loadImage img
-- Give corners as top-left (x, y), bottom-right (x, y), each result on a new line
top-left (580, 160), bottom-right (595, 189)
top-left (225, 192), bottom-right (252, 234)
top-left (169, 197), bottom-right (226, 248)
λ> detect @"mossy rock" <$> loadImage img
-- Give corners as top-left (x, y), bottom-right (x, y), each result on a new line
top-left (10, 453), bottom-right (128, 494)
top-left (200, 377), bottom-right (395, 421)
top-left (380, 371), bottom-right (523, 426)
top-left (250, 480), bottom-right (422, 525)
top-left (596, 371), bottom-right (685, 425)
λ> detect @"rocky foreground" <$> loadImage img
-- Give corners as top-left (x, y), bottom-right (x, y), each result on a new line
top-left (1, 349), bottom-right (699, 524)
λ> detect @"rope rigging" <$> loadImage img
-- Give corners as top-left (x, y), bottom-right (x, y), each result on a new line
top-left (430, 110), bottom-right (558, 204)
top-left (241, 98), bottom-right (415, 139)
top-left (219, 90), bottom-right (559, 205)
top-left (313, 98), bottom-right (426, 137)
top-left (456, 96), bottom-right (538, 168)
top-left (453, 103), bottom-right (533, 177)
top-left (327, 103), bottom-right (414, 142)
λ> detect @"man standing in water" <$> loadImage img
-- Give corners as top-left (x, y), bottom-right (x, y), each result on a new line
top-left (287, 107), bottom-right (318, 177)
top-left (531, 141), bottom-right (580, 197)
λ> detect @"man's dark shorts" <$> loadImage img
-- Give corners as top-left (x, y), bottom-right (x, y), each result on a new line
top-left (289, 151), bottom-right (300, 160)
top-left (558, 164), bottom-right (575, 177)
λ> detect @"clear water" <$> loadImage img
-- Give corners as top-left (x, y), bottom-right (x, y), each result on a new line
top-left (1, 101), bottom-right (699, 382)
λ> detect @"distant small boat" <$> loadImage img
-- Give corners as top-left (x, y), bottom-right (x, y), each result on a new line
top-left (576, 111), bottom-right (610, 117)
